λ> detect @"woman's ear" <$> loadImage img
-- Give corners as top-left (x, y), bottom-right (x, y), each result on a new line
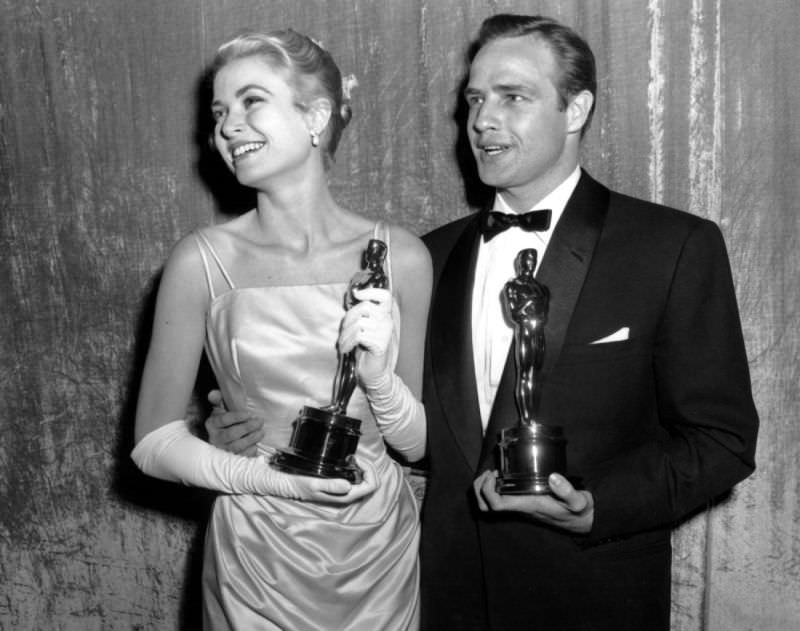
top-left (305, 97), bottom-right (333, 138)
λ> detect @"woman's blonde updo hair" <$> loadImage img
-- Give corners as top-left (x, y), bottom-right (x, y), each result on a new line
top-left (212, 29), bottom-right (354, 168)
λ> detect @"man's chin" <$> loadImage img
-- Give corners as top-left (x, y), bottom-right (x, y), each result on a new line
top-left (474, 166), bottom-right (506, 189)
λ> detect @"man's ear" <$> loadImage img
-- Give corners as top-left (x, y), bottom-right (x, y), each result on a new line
top-left (566, 90), bottom-right (594, 135)
top-left (305, 97), bottom-right (333, 138)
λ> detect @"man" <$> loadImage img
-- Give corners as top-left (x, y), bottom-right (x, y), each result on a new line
top-left (419, 13), bottom-right (758, 631)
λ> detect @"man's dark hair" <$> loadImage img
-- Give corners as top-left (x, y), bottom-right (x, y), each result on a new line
top-left (473, 14), bottom-right (597, 135)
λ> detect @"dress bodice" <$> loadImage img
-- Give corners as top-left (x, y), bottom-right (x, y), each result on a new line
top-left (204, 282), bottom-right (393, 456)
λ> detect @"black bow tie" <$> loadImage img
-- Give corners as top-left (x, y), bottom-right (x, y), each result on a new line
top-left (479, 209), bottom-right (552, 242)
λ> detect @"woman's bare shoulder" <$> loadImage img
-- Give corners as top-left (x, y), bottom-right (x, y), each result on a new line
top-left (157, 229), bottom-right (216, 303)
top-left (385, 223), bottom-right (431, 272)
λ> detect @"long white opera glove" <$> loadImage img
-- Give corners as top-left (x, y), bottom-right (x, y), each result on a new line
top-left (131, 419), bottom-right (377, 502)
top-left (338, 287), bottom-right (426, 460)
top-left (363, 371), bottom-right (427, 462)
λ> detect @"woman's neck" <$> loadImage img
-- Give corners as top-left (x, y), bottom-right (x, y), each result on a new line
top-left (252, 180), bottom-right (347, 251)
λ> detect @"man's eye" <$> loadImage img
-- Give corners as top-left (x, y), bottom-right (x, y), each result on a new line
top-left (466, 95), bottom-right (483, 107)
top-left (211, 109), bottom-right (224, 122)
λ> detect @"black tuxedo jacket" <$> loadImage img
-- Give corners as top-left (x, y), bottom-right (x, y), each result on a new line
top-left (419, 171), bottom-right (758, 631)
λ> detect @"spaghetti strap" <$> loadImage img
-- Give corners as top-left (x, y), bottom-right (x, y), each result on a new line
top-left (373, 221), bottom-right (393, 291)
top-left (194, 230), bottom-right (236, 300)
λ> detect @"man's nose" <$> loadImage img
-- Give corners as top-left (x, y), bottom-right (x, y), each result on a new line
top-left (472, 101), bottom-right (499, 132)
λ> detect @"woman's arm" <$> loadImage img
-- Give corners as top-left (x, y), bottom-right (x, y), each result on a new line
top-left (134, 234), bottom-right (209, 443)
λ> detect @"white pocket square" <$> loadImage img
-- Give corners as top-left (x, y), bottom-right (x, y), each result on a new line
top-left (590, 327), bottom-right (630, 344)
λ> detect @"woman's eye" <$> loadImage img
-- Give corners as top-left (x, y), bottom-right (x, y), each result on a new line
top-left (243, 95), bottom-right (263, 108)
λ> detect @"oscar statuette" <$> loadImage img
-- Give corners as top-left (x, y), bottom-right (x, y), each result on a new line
top-left (271, 239), bottom-right (389, 484)
top-left (496, 248), bottom-right (567, 494)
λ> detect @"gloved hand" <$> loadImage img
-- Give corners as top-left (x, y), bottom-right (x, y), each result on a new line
top-left (132, 419), bottom-right (379, 504)
top-left (337, 287), bottom-right (426, 462)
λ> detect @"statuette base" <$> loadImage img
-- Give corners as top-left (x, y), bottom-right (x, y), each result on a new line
top-left (271, 406), bottom-right (363, 484)
top-left (496, 423), bottom-right (566, 495)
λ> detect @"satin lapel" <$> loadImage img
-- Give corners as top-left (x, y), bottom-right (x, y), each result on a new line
top-left (537, 173), bottom-right (609, 377)
top-left (478, 172), bottom-right (610, 471)
top-left (429, 216), bottom-right (484, 471)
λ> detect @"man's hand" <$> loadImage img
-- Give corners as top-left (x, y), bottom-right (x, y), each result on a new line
top-left (205, 390), bottom-right (265, 457)
top-left (473, 470), bottom-right (594, 534)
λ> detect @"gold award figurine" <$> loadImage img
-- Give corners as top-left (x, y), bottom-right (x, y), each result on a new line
top-left (496, 248), bottom-right (567, 494)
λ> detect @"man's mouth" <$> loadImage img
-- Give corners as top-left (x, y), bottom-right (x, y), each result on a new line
top-left (478, 143), bottom-right (509, 156)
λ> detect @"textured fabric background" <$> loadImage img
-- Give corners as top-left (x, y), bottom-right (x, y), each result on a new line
top-left (1, 1), bottom-right (797, 629)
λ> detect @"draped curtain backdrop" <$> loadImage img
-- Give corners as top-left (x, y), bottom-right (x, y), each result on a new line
top-left (1, 1), bottom-right (797, 629)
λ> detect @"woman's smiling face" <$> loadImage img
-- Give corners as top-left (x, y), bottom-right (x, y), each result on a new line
top-left (211, 55), bottom-right (313, 189)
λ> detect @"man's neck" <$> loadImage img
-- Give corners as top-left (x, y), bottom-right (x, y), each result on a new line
top-left (495, 165), bottom-right (582, 214)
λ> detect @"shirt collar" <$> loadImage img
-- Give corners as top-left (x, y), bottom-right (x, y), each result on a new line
top-left (492, 165), bottom-right (582, 229)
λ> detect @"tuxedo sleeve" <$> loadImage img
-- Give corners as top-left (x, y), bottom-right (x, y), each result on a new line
top-left (584, 220), bottom-right (758, 543)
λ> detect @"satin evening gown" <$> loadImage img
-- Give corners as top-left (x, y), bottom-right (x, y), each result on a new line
top-left (193, 225), bottom-right (420, 630)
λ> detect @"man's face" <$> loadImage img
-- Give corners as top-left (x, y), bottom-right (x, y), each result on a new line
top-left (465, 36), bottom-right (576, 209)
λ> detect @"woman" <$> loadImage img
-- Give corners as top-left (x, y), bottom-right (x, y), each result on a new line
top-left (131, 29), bottom-right (431, 630)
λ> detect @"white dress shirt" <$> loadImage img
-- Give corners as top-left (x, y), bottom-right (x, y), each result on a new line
top-left (471, 166), bottom-right (582, 430)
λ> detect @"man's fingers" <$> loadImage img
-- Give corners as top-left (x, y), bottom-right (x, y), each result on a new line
top-left (222, 417), bottom-right (264, 440)
top-left (206, 413), bottom-right (265, 456)
top-left (548, 473), bottom-right (587, 513)
top-left (473, 470), bottom-right (496, 511)
top-left (472, 471), bottom-right (595, 533)
top-left (208, 412), bottom-right (257, 432)
top-left (226, 428), bottom-right (266, 455)
top-left (207, 389), bottom-right (225, 409)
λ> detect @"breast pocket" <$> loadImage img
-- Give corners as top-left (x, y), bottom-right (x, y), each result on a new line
top-left (557, 335), bottom-right (649, 366)
top-left (543, 336), bottom-right (654, 437)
